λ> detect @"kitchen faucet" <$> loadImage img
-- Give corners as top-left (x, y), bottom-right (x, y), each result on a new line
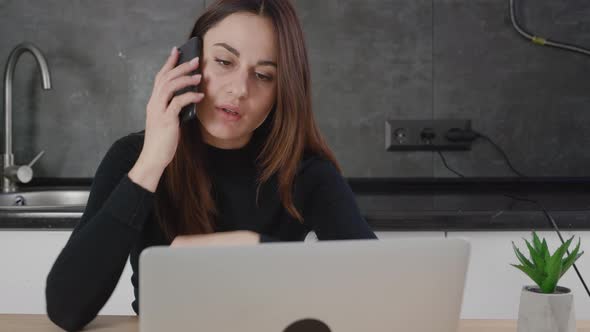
top-left (2, 42), bottom-right (51, 193)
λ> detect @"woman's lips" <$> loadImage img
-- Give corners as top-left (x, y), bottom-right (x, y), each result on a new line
top-left (216, 107), bottom-right (242, 121)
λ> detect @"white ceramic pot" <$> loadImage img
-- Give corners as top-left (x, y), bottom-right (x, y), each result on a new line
top-left (517, 285), bottom-right (575, 332)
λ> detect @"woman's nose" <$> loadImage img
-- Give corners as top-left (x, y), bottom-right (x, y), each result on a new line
top-left (227, 69), bottom-right (249, 98)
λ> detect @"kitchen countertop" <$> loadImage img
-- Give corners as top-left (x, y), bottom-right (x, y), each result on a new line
top-left (2, 177), bottom-right (589, 231)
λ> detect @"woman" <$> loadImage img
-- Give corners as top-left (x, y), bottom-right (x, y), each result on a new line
top-left (45, 0), bottom-right (376, 330)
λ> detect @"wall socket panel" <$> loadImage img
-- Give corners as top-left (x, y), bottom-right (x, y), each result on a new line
top-left (385, 119), bottom-right (473, 151)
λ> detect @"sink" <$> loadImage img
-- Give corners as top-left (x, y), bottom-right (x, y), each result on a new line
top-left (0, 189), bottom-right (90, 211)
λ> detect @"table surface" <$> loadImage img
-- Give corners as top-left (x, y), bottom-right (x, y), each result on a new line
top-left (1, 315), bottom-right (589, 331)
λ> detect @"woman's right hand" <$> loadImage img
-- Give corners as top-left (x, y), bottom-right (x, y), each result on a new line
top-left (141, 46), bottom-right (204, 172)
top-left (129, 47), bottom-right (204, 192)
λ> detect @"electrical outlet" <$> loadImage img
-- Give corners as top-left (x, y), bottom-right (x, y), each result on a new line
top-left (385, 119), bottom-right (473, 151)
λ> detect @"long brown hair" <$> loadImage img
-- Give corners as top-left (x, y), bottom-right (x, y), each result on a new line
top-left (155, 0), bottom-right (340, 242)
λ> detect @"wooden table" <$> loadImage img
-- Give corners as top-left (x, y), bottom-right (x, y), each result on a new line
top-left (1, 315), bottom-right (590, 331)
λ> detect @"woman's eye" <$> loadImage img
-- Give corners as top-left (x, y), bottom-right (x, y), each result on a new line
top-left (256, 73), bottom-right (272, 81)
top-left (214, 58), bottom-right (273, 82)
top-left (215, 58), bottom-right (231, 66)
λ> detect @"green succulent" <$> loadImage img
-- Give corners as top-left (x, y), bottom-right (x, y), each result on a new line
top-left (511, 231), bottom-right (584, 293)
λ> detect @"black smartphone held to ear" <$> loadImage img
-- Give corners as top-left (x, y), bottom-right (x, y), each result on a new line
top-left (174, 36), bottom-right (202, 124)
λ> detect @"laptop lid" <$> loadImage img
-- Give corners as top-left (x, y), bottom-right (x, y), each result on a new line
top-left (139, 238), bottom-right (470, 332)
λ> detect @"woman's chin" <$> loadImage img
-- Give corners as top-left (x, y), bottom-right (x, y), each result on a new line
top-left (205, 125), bottom-right (237, 138)
top-left (200, 126), bottom-right (251, 147)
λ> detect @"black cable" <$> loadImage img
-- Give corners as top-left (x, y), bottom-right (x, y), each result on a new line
top-left (444, 129), bottom-right (525, 177)
top-left (437, 151), bottom-right (464, 178)
top-left (475, 133), bottom-right (527, 178)
top-left (437, 147), bottom-right (590, 298)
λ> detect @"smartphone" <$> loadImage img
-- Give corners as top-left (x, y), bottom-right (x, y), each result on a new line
top-left (173, 36), bottom-right (202, 124)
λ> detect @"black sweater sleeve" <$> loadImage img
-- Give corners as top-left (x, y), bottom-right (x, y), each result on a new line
top-left (300, 158), bottom-right (378, 241)
top-left (45, 136), bottom-right (154, 332)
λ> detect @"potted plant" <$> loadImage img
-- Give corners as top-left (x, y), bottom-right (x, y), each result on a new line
top-left (512, 231), bottom-right (583, 332)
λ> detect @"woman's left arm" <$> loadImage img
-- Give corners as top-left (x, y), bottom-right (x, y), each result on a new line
top-left (301, 158), bottom-right (378, 240)
top-left (170, 230), bottom-right (260, 247)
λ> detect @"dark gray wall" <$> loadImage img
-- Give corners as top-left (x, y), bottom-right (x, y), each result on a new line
top-left (1, 0), bottom-right (589, 178)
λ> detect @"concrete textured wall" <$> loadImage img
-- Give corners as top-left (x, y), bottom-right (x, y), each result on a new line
top-left (1, 0), bottom-right (589, 178)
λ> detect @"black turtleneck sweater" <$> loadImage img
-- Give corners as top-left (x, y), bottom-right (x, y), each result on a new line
top-left (45, 130), bottom-right (377, 331)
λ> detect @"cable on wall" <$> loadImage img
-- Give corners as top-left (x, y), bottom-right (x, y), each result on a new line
top-left (510, 0), bottom-right (590, 57)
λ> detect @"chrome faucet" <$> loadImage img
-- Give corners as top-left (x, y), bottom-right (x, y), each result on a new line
top-left (2, 42), bottom-right (51, 193)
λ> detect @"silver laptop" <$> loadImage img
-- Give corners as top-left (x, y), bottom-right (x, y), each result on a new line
top-left (139, 238), bottom-right (470, 332)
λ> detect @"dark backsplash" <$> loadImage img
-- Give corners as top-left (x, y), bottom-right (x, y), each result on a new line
top-left (1, 0), bottom-right (589, 180)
